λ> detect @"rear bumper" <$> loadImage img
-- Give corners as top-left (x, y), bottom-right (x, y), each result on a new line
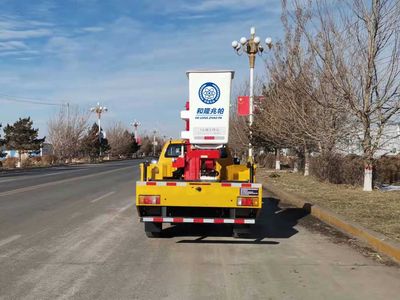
top-left (136, 180), bottom-right (262, 209)
top-left (141, 217), bottom-right (255, 224)
top-left (137, 206), bottom-right (260, 222)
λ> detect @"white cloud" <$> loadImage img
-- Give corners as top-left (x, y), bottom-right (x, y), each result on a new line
top-left (184, 0), bottom-right (264, 12)
top-left (0, 50), bottom-right (38, 57)
top-left (0, 15), bottom-right (54, 43)
top-left (16, 56), bottom-right (34, 61)
top-left (82, 26), bottom-right (104, 33)
top-left (0, 41), bottom-right (28, 51)
top-left (152, 0), bottom-right (274, 14)
top-left (45, 36), bottom-right (80, 53)
top-left (0, 41), bottom-right (38, 57)
top-left (0, 16), bottom-right (53, 30)
top-left (0, 28), bottom-right (52, 40)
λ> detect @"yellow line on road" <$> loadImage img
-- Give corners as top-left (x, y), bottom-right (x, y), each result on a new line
top-left (0, 165), bottom-right (136, 198)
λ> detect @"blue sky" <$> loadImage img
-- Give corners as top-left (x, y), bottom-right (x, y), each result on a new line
top-left (0, 0), bottom-right (282, 139)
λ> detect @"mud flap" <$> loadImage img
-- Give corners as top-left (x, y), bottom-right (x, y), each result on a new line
top-left (145, 222), bottom-right (162, 233)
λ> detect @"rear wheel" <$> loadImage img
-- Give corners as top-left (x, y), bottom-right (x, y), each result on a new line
top-left (145, 231), bottom-right (162, 238)
top-left (232, 224), bottom-right (251, 238)
top-left (144, 222), bottom-right (162, 238)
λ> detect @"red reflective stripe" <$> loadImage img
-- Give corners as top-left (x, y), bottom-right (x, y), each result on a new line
top-left (143, 217), bottom-right (254, 224)
top-left (241, 183), bottom-right (252, 187)
top-left (166, 182), bottom-right (177, 186)
top-left (204, 136), bottom-right (215, 140)
top-left (235, 219), bottom-right (245, 224)
top-left (146, 182), bottom-right (157, 186)
top-left (221, 183), bottom-right (231, 187)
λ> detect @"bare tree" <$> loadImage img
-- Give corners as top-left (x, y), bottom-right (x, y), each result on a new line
top-left (229, 78), bottom-right (266, 162)
top-left (107, 122), bottom-right (128, 157)
top-left (297, 0), bottom-right (400, 190)
top-left (255, 4), bottom-right (326, 175)
top-left (107, 122), bottom-right (138, 158)
top-left (137, 135), bottom-right (164, 157)
top-left (47, 105), bottom-right (89, 162)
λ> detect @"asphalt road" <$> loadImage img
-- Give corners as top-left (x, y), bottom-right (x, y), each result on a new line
top-left (0, 160), bottom-right (399, 300)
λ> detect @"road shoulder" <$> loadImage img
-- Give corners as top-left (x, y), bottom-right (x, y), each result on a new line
top-left (259, 173), bottom-right (400, 265)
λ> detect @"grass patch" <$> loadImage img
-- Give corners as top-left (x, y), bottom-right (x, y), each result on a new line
top-left (258, 169), bottom-right (400, 242)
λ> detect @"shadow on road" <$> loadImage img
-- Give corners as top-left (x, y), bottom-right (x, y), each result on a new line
top-left (161, 197), bottom-right (309, 244)
top-left (177, 236), bottom-right (279, 245)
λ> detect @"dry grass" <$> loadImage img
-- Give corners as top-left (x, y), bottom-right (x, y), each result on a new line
top-left (258, 169), bottom-right (400, 242)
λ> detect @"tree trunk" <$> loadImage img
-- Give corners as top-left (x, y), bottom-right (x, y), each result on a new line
top-left (304, 146), bottom-right (310, 176)
top-left (363, 162), bottom-right (373, 192)
top-left (362, 130), bottom-right (373, 191)
top-left (275, 148), bottom-right (281, 170)
top-left (293, 160), bottom-right (299, 173)
top-left (17, 150), bottom-right (22, 168)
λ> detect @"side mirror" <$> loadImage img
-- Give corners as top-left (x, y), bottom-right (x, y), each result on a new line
top-left (233, 157), bottom-right (241, 165)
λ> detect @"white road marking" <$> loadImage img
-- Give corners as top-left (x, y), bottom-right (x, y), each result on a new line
top-left (90, 191), bottom-right (115, 203)
top-left (0, 164), bottom-right (138, 198)
top-left (117, 203), bottom-right (132, 213)
top-left (0, 170), bottom-right (84, 184)
top-left (0, 234), bottom-right (21, 248)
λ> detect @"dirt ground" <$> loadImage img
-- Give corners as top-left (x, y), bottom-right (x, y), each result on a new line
top-left (258, 169), bottom-right (400, 243)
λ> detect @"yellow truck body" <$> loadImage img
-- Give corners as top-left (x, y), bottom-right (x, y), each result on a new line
top-left (136, 181), bottom-right (262, 209)
top-left (135, 140), bottom-right (262, 237)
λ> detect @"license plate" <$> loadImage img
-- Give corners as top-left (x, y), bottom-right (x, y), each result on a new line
top-left (240, 188), bottom-right (259, 196)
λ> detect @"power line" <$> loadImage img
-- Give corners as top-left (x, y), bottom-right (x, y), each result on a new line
top-left (0, 93), bottom-right (66, 106)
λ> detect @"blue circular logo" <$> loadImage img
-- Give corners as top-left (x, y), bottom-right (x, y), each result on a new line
top-left (198, 82), bottom-right (220, 104)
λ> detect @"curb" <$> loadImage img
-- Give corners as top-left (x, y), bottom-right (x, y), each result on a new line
top-left (263, 182), bottom-right (400, 264)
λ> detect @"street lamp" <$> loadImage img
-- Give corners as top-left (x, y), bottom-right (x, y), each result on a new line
top-left (232, 26), bottom-right (272, 163)
top-left (131, 120), bottom-right (141, 143)
top-left (90, 102), bottom-right (108, 157)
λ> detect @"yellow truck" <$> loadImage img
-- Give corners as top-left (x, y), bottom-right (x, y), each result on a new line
top-left (135, 70), bottom-right (262, 237)
top-left (136, 139), bottom-right (262, 237)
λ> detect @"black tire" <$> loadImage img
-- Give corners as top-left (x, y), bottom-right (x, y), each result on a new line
top-left (145, 231), bottom-right (162, 238)
top-left (144, 222), bottom-right (162, 238)
top-left (232, 230), bottom-right (242, 238)
top-left (232, 224), bottom-right (251, 238)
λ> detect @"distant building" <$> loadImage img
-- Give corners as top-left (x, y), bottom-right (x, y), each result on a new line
top-left (341, 123), bottom-right (400, 157)
top-left (0, 143), bottom-right (53, 160)
top-left (39, 143), bottom-right (54, 156)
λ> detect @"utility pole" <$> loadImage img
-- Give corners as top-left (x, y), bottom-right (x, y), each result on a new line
top-left (90, 102), bottom-right (108, 157)
top-left (232, 27), bottom-right (272, 163)
top-left (153, 130), bottom-right (157, 157)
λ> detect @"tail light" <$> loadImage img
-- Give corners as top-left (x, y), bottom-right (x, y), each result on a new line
top-left (139, 195), bottom-right (160, 205)
top-left (237, 197), bottom-right (258, 207)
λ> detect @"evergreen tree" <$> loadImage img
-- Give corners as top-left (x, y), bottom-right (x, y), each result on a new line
top-left (122, 130), bottom-right (139, 157)
top-left (81, 123), bottom-right (110, 159)
top-left (3, 117), bottom-right (45, 165)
